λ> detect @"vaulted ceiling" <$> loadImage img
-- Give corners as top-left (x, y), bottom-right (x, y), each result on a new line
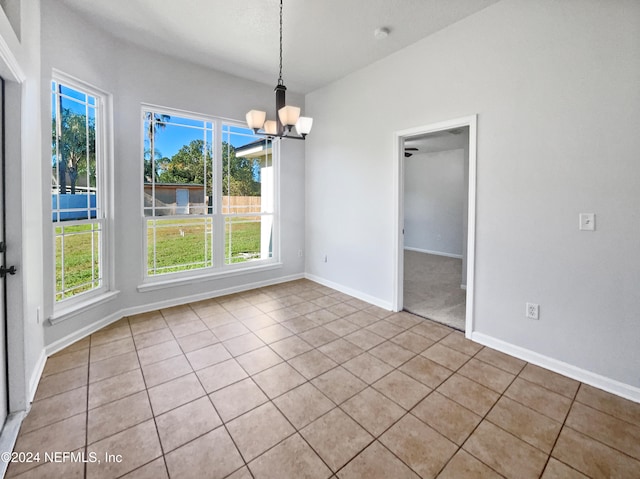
top-left (58, 0), bottom-right (500, 94)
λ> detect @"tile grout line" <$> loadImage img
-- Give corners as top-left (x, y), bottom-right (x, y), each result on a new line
top-left (184, 302), bottom-right (256, 479)
top-left (131, 314), bottom-right (172, 479)
top-left (388, 330), bottom-right (491, 478)
top-left (559, 383), bottom-right (640, 468)
top-left (448, 354), bottom-right (523, 479)
top-left (83, 332), bottom-right (92, 479)
top-left (75, 318), bottom-right (164, 478)
top-left (571, 389), bottom-right (640, 429)
top-left (537, 377), bottom-right (584, 478)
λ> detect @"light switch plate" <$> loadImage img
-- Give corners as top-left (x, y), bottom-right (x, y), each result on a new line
top-left (579, 213), bottom-right (595, 231)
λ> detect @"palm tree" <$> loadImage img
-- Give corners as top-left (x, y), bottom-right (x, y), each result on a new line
top-left (144, 112), bottom-right (170, 183)
top-left (53, 107), bottom-right (96, 195)
top-left (143, 148), bottom-right (163, 183)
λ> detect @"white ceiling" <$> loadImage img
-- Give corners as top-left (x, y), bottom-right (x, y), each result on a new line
top-left (58, 0), bottom-right (500, 94)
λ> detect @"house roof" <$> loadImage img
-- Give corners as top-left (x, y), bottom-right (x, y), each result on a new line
top-left (235, 140), bottom-right (273, 159)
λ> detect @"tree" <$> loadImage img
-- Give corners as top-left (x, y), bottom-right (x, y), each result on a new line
top-left (157, 139), bottom-right (212, 192)
top-left (144, 148), bottom-right (163, 183)
top-left (52, 108), bottom-right (96, 194)
top-left (222, 143), bottom-right (261, 197)
top-left (156, 139), bottom-right (261, 197)
top-left (145, 112), bottom-right (170, 140)
top-left (144, 112), bottom-right (171, 183)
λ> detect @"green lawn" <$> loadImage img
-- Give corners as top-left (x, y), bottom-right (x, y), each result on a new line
top-left (55, 223), bottom-right (100, 300)
top-left (56, 218), bottom-right (265, 300)
top-left (147, 218), bottom-right (214, 274)
top-left (147, 217), bottom-right (264, 273)
top-left (225, 218), bottom-right (264, 264)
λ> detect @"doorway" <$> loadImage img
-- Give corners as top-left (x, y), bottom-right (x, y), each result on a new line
top-left (393, 116), bottom-right (477, 336)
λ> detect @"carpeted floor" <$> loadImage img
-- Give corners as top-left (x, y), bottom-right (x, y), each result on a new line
top-left (403, 250), bottom-right (466, 331)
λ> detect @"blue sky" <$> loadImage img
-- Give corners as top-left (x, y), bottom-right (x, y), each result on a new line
top-left (147, 115), bottom-right (257, 159)
top-left (52, 82), bottom-right (96, 121)
top-left (52, 83), bottom-right (259, 162)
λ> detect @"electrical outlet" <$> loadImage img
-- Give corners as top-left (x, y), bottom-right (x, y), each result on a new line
top-left (526, 303), bottom-right (539, 320)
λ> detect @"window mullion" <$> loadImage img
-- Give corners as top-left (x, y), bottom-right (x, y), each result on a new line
top-left (212, 120), bottom-right (224, 269)
top-left (60, 227), bottom-right (65, 299)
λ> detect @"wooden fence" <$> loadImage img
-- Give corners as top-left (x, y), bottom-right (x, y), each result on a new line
top-left (221, 196), bottom-right (261, 215)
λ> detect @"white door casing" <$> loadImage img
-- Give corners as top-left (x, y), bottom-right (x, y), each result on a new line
top-left (393, 115), bottom-right (477, 337)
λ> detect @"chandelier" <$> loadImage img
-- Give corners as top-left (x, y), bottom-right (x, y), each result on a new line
top-left (245, 0), bottom-right (312, 140)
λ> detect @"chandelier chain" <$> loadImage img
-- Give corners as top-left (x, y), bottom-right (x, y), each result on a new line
top-left (278, 0), bottom-right (284, 86)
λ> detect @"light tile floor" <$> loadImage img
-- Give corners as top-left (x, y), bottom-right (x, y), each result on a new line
top-left (7, 279), bottom-right (640, 478)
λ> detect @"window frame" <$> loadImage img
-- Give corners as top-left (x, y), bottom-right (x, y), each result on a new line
top-left (140, 104), bottom-right (280, 285)
top-left (50, 70), bottom-right (115, 313)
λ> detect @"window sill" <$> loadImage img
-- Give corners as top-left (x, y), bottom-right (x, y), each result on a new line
top-left (49, 290), bottom-right (120, 325)
top-left (137, 262), bottom-right (283, 293)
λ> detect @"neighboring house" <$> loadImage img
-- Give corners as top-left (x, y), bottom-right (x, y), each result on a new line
top-left (143, 183), bottom-right (206, 215)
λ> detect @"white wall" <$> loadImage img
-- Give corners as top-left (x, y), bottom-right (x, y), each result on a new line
top-left (404, 149), bottom-right (464, 257)
top-left (305, 0), bottom-right (640, 392)
top-left (40, 1), bottom-right (306, 346)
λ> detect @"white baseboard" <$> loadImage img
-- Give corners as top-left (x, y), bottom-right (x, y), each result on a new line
top-left (45, 272), bottom-right (305, 357)
top-left (27, 350), bottom-right (47, 404)
top-left (45, 310), bottom-right (125, 357)
top-left (305, 273), bottom-right (392, 311)
top-left (404, 246), bottom-right (463, 259)
top-left (125, 273), bottom-right (305, 319)
top-left (471, 332), bottom-right (640, 403)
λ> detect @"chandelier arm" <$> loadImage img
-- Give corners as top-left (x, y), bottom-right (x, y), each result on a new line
top-left (252, 131), bottom-right (306, 141)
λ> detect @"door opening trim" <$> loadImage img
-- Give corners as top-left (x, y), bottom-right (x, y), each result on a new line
top-left (392, 115), bottom-right (477, 338)
top-left (1, 77), bottom-right (8, 416)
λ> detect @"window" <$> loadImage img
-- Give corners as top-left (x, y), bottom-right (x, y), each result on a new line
top-left (143, 107), bottom-right (276, 278)
top-left (222, 124), bottom-right (274, 265)
top-left (51, 77), bottom-right (108, 302)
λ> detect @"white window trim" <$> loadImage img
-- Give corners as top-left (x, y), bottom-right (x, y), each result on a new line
top-left (137, 262), bottom-right (283, 293)
top-left (49, 290), bottom-right (120, 325)
top-left (50, 70), bottom-right (115, 318)
top-left (140, 104), bottom-right (280, 286)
